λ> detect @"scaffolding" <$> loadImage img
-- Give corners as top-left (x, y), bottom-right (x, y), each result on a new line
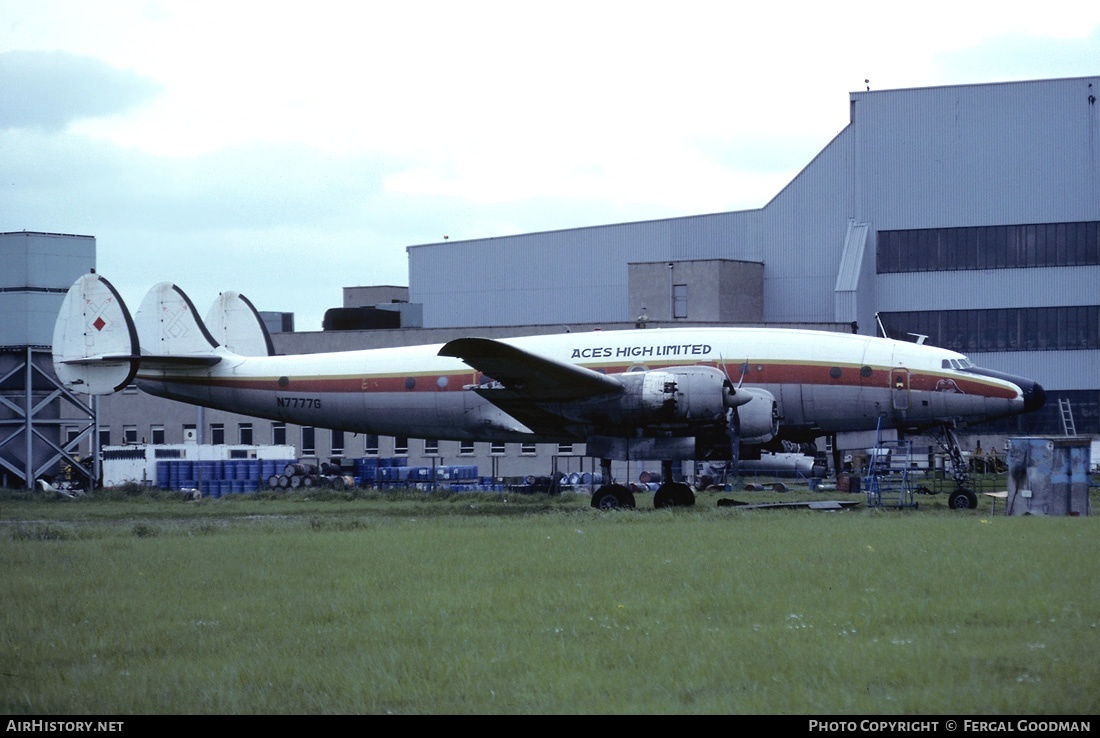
top-left (0, 346), bottom-right (99, 489)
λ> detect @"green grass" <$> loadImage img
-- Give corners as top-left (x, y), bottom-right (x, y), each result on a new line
top-left (1, 485), bottom-right (1098, 714)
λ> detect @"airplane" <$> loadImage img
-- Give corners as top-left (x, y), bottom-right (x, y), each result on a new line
top-left (51, 273), bottom-right (1046, 510)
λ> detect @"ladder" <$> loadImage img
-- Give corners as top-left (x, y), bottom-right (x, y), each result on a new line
top-left (1059, 397), bottom-right (1076, 436)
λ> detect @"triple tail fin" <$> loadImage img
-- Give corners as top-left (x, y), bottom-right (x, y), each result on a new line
top-left (134, 282), bottom-right (222, 359)
top-left (52, 273), bottom-right (141, 394)
top-left (204, 291), bottom-right (275, 357)
top-left (52, 276), bottom-right (229, 396)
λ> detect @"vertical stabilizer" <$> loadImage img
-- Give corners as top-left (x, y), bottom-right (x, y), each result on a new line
top-left (204, 291), bottom-right (276, 356)
top-left (52, 273), bottom-right (140, 394)
top-left (134, 283), bottom-right (220, 356)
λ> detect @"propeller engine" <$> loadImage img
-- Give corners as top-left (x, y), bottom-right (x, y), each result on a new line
top-left (607, 365), bottom-right (777, 456)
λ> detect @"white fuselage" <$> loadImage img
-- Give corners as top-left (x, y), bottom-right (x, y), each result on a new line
top-left (132, 327), bottom-right (1029, 445)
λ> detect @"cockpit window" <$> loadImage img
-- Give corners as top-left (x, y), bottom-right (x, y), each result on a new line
top-left (943, 358), bottom-right (974, 370)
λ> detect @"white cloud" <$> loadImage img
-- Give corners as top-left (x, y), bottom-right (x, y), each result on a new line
top-left (2, 0), bottom-right (1100, 330)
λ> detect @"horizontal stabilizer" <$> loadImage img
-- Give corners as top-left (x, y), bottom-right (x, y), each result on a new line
top-left (205, 291), bottom-right (275, 356)
top-left (135, 355), bottom-right (223, 368)
top-left (60, 353), bottom-right (219, 368)
top-left (52, 273), bottom-right (140, 394)
top-left (135, 282), bottom-right (221, 358)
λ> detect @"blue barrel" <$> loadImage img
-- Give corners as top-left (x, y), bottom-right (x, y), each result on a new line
top-left (261, 460), bottom-right (278, 480)
top-left (157, 461), bottom-right (172, 489)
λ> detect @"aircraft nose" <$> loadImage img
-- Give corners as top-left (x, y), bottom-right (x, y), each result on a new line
top-left (961, 366), bottom-right (1046, 415)
top-left (1023, 380), bottom-right (1046, 413)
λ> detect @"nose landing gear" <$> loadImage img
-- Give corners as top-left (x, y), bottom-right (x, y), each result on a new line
top-left (931, 424), bottom-right (978, 510)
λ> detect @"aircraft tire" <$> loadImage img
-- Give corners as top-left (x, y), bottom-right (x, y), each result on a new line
top-left (590, 484), bottom-right (636, 510)
top-left (653, 482), bottom-right (696, 509)
top-left (948, 488), bottom-right (978, 510)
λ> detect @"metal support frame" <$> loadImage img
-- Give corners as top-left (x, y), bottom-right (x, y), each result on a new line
top-left (0, 346), bottom-right (98, 489)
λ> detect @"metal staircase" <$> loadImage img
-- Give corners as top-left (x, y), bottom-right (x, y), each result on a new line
top-left (864, 416), bottom-right (919, 509)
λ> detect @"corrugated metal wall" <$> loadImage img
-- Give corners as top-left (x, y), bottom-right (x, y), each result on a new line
top-left (406, 76), bottom-right (1100, 389)
top-left (409, 212), bottom-right (754, 328)
top-left (853, 77), bottom-right (1100, 230)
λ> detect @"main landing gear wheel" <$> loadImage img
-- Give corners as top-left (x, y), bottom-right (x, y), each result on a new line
top-left (591, 484), bottom-right (636, 510)
top-left (653, 482), bottom-right (696, 509)
top-left (948, 488), bottom-right (978, 510)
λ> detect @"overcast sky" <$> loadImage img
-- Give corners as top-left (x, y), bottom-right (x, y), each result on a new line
top-left (3, 1), bottom-right (1099, 331)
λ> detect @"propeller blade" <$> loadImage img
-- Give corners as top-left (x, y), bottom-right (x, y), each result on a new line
top-left (727, 407), bottom-right (741, 467)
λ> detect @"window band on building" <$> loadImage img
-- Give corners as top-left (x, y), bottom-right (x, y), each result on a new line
top-left (878, 306), bottom-right (1100, 352)
top-left (877, 221), bottom-right (1100, 273)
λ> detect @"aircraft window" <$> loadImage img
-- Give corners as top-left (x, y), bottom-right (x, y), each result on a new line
top-left (942, 360), bottom-right (952, 369)
top-left (829, 367), bottom-right (842, 379)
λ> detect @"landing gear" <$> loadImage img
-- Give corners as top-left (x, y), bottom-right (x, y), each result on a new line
top-left (652, 461), bottom-right (694, 508)
top-left (590, 484), bottom-right (636, 510)
top-left (589, 459), bottom-right (635, 509)
top-left (653, 482), bottom-right (695, 508)
top-left (930, 424), bottom-right (978, 511)
top-left (948, 488), bottom-right (978, 510)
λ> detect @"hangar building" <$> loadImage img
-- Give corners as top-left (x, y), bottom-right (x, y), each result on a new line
top-left (20, 74), bottom-right (1100, 487)
top-left (404, 75), bottom-right (1099, 442)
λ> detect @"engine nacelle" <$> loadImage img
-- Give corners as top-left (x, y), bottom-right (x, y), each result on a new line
top-left (736, 387), bottom-right (778, 444)
top-left (612, 365), bottom-right (731, 426)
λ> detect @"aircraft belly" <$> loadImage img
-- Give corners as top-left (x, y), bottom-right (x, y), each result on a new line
top-left (800, 384), bottom-right (877, 432)
top-left (360, 392), bottom-right (459, 438)
top-left (266, 390), bottom-right (444, 437)
top-left (775, 384), bottom-right (805, 426)
top-left (137, 378), bottom-right (214, 407)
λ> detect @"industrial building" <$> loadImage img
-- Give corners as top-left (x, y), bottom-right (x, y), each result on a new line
top-left (6, 74), bottom-right (1098, 488)
top-left (0, 232), bottom-right (97, 489)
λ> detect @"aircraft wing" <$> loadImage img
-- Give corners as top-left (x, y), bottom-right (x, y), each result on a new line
top-left (439, 337), bottom-right (622, 400)
top-left (439, 337), bottom-right (623, 438)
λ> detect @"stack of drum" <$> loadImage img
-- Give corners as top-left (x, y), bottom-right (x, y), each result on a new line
top-left (266, 462), bottom-right (356, 490)
top-left (156, 458), bottom-right (296, 497)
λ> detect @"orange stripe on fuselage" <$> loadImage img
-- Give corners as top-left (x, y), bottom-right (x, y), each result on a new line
top-left (141, 360), bottom-right (1019, 400)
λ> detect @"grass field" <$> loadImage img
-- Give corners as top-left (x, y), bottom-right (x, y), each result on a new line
top-left (2, 483), bottom-right (1098, 715)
